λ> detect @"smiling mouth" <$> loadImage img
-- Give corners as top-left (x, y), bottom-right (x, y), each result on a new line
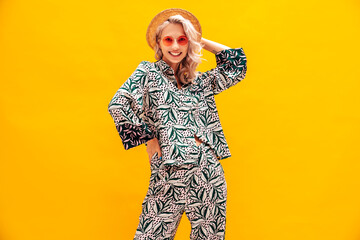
top-left (169, 52), bottom-right (182, 57)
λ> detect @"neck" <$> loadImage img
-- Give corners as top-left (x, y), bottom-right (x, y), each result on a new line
top-left (161, 58), bottom-right (181, 75)
top-left (169, 62), bottom-right (180, 75)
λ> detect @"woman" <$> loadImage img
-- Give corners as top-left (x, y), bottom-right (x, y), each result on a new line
top-left (108, 8), bottom-right (247, 240)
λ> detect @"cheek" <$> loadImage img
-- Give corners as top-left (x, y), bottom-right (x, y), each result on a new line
top-left (159, 46), bottom-right (168, 55)
top-left (160, 44), bottom-right (169, 52)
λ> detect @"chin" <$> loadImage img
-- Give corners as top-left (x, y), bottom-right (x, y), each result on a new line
top-left (171, 59), bottom-right (184, 64)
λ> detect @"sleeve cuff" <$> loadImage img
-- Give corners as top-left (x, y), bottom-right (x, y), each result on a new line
top-left (117, 122), bottom-right (156, 150)
top-left (215, 47), bottom-right (245, 64)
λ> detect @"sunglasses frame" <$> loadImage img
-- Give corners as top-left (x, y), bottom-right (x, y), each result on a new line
top-left (162, 35), bottom-right (189, 47)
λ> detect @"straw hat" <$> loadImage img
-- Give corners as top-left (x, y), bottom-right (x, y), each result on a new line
top-left (146, 8), bottom-right (202, 50)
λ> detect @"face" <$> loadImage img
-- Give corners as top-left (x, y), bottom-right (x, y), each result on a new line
top-left (159, 23), bottom-right (189, 70)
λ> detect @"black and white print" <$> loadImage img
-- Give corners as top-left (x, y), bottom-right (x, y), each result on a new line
top-left (108, 48), bottom-right (247, 167)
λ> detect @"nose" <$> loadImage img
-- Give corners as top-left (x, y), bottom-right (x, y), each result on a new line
top-left (172, 41), bottom-right (180, 50)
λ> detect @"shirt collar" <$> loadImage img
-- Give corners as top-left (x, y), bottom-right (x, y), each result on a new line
top-left (154, 59), bottom-right (175, 76)
top-left (154, 59), bottom-right (193, 90)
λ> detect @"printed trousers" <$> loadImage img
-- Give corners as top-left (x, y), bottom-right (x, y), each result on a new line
top-left (134, 142), bottom-right (227, 240)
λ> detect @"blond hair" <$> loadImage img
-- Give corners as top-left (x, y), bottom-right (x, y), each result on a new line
top-left (154, 15), bottom-right (203, 85)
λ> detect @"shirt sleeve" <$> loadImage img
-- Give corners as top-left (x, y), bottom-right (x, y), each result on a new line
top-left (202, 47), bottom-right (247, 95)
top-left (108, 61), bottom-right (156, 150)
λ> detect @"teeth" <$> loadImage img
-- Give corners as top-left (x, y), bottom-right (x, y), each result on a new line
top-left (170, 52), bottom-right (181, 56)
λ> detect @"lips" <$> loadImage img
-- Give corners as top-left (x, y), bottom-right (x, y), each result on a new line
top-left (169, 52), bottom-right (182, 57)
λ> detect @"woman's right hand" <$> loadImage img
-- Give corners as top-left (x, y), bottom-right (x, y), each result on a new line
top-left (146, 137), bottom-right (162, 164)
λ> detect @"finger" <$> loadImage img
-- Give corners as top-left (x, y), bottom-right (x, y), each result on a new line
top-left (149, 151), bottom-right (158, 161)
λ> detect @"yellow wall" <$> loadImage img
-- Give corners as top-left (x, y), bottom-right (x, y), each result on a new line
top-left (1, 0), bottom-right (360, 239)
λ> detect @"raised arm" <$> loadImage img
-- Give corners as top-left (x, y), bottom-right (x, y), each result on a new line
top-left (201, 37), bottom-right (231, 54)
top-left (200, 38), bottom-right (247, 95)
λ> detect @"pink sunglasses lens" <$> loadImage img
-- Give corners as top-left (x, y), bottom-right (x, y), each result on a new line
top-left (177, 36), bottom-right (188, 45)
top-left (162, 37), bottom-right (173, 46)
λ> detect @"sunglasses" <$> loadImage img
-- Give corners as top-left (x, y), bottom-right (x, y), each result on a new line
top-left (162, 35), bottom-right (188, 46)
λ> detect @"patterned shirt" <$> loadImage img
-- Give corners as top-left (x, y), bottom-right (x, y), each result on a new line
top-left (108, 47), bottom-right (247, 166)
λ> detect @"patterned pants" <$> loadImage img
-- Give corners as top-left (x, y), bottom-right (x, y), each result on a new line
top-left (134, 142), bottom-right (227, 240)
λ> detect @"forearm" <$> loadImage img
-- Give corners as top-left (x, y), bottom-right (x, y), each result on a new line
top-left (201, 37), bottom-right (231, 54)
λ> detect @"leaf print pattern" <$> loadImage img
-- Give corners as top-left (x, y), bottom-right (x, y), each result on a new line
top-left (108, 48), bottom-right (247, 166)
top-left (134, 143), bottom-right (227, 240)
top-left (200, 48), bottom-right (247, 95)
top-left (108, 62), bottom-right (156, 149)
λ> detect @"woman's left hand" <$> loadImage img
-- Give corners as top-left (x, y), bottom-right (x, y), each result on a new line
top-left (146, 138), bottom-right (162, 164)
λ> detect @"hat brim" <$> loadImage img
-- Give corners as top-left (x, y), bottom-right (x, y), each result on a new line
top-left (146, 8), bottom-right (202, 50)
